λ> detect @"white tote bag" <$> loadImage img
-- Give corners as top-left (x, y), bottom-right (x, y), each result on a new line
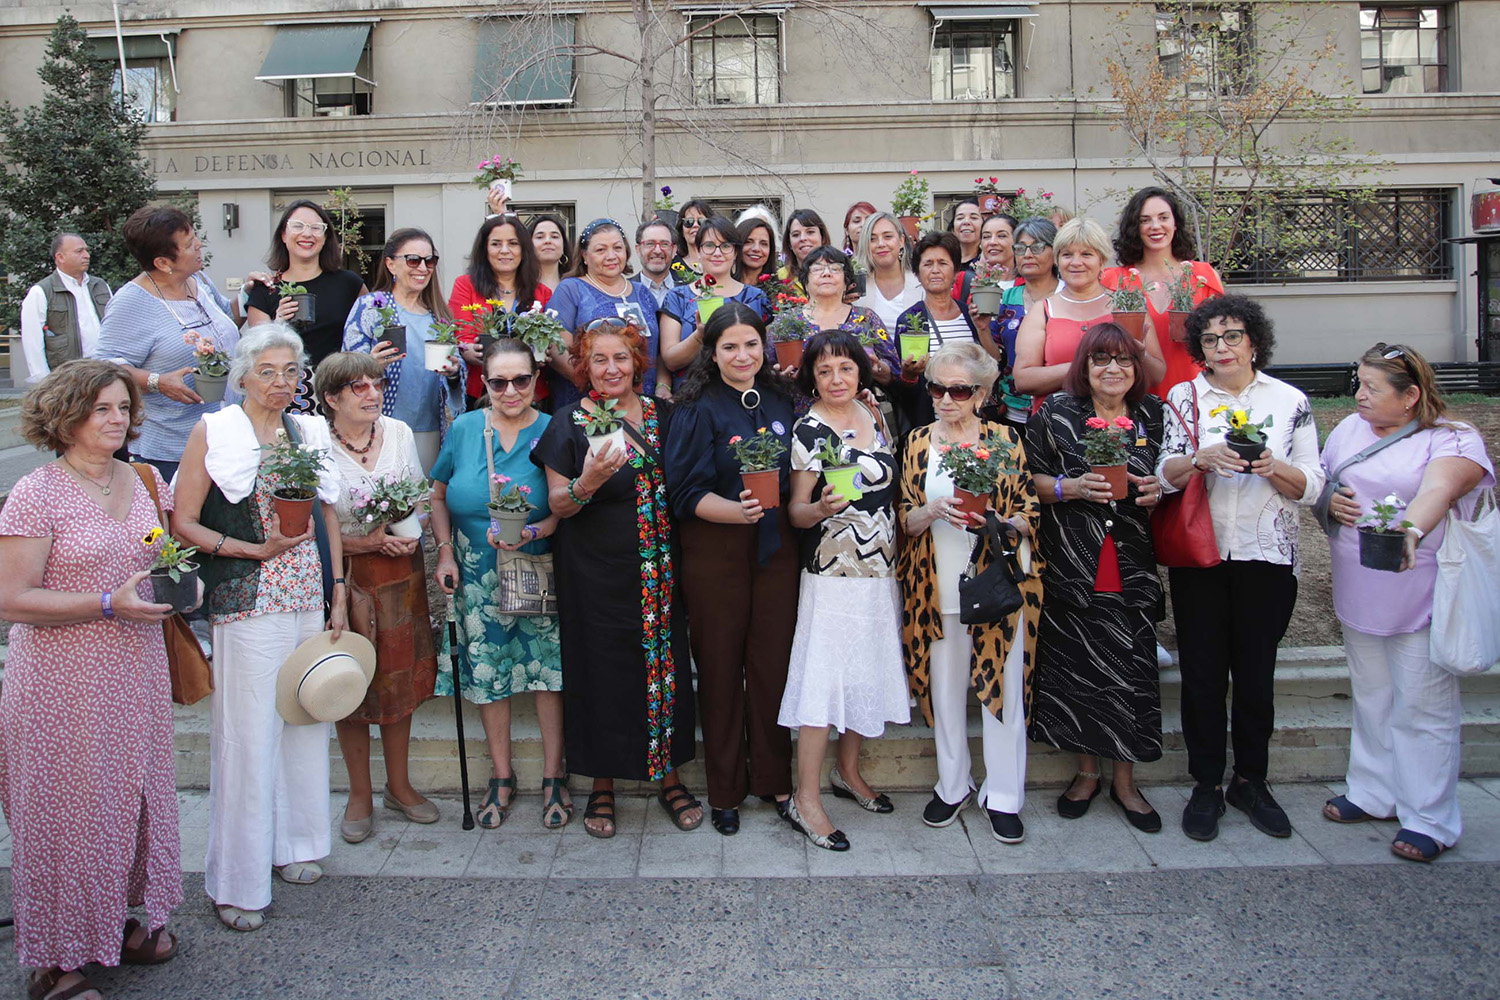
top-left (1430, 488), bottom-right (1500, 676)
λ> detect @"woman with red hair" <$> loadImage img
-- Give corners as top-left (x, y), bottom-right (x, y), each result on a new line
top-left (842, 201), bottom-right (877, 253)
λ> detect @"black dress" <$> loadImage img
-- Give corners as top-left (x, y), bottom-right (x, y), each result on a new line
top-left (530, 396), bottom-right (695, 781)
top-left (246, 268), bottom-right (366, 412)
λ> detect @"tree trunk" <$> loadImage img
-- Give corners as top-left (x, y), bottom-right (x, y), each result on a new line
top-left (636, 1), bottom-right (656, 220)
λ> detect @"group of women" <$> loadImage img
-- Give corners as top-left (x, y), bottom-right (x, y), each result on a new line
top-left (0, 185), bottom-right (1492, 999)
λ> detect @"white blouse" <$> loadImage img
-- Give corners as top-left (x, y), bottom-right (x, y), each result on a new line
top-left (330, 416), bottom-right (424, 534)
top-left (856, 272), bottom-right (923, 332)
top-left (1155, 372), bottom-right (1325, 572)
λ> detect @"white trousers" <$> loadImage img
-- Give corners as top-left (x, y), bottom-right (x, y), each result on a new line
top-left (205, 610), bottom-right (332, 910)
top-left (1342, 625), bottom-right (1462, 845)
top-left (930, 613), bottom-right (1028, 813)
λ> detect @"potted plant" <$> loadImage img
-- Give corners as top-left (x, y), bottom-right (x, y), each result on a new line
top-left (728, 427), bottom-right (788, 510)
top-left (460, 297), bottom-right (509, 355)
top-left (370, 292), bottom-right (406, 357)
top-left (653, 185), bottom-right (679, 229)
top-left (487, 474), bottom-right (536, 545)
top-left (183, 331), bottom-right (231, 404)
top-left (1357, 493), bottom-right (1413, 572)
top-left (998, 187), bottom-right (1057, 223)
top-left (278, 279), bottom-right (316, 325)
top-left (693, 273), bottom-right (725, 326)
top-left (1108, 274), bottom-right (1148, 342)
top-left (970, 259), bottom-right (1011, 314)
top-left (767, 295), bottom-right (813, 369)
top-left (349, 475), bottom-right (431, 540)
top-left (573, 392), bottom-right (626, 456)
top-left (510, 301), bottom-right (569, 363)
top-left (143, 525), bottom-right (200, 613)
top-left (474, 154), bottom-right (522, 201)
top-left (1081, 414), bottom-right (1136, 500)
top-left (324, 186), bottom-right (368, 278)
top-left (425, 321), bottom-right (460, 371)
top-left (891, 169), bottom-right (931, 240)
top-left (848, 255), bottom-right (868, 297)
top-left (936, 434), bottom-right (1020, 516)
top-left (1208, 404), bottom-right (1273, 466)
top-left (812, 433), bottom-right (863, 503)
top-left (846, 312), bottom-right (889, 363)
top-left (973, 176), bottom-right (1005, 215)
top-left (1165, 267), bottom-right (1211, 344)
top-left (261, 429), bottom-right (327, 536)
top-left (897, 311), bottom-right (930, 364)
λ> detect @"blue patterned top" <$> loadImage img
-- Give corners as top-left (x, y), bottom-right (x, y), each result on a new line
top-left (342, 293), bottom-right (462, 434)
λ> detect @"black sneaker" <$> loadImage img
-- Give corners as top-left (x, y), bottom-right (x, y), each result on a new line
top-left (922, 791), bottom-right (970, 828)
top-left (988, 809), bottom-right (1025, 844)
top-left (1226, 777), bottom-right (1292, 838)
top-left (1181, 783), bottom-right (1226, 842)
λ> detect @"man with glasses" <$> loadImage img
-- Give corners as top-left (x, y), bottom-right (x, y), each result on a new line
top-left (634, 219), bottom-right (678, 307)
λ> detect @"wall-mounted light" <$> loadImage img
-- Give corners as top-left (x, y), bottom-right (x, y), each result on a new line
top-left (222, 202), bottom-right (240, 235)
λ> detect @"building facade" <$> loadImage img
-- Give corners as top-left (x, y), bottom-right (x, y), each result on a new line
top-left (1, 0), bottom-right (1496, 364)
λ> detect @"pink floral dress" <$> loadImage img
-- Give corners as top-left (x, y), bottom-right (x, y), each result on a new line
top-left (0, 463), bottom-right (182, 969)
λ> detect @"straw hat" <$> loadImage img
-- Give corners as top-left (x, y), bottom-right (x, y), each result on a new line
top-left (276, 631), bottom-right (377, 726)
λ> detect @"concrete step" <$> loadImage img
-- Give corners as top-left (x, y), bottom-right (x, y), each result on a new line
top-left (0, 409), bottom-right (25, 451)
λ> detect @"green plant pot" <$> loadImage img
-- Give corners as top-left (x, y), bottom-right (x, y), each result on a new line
top-left (899, 333), bottom-right (929, 363)
top-left (823, 463), bottom-right (864, 503)
top-left (1358, 528), bottom-right (1406, 572)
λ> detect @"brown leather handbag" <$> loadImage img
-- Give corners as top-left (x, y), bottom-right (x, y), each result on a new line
top-left (132, 465), bottom-right (215, 705)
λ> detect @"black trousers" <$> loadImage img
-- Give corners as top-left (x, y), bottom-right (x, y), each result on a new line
top-left (1169, 559), bottom-right (1297, 785)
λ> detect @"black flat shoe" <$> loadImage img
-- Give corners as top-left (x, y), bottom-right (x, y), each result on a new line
top-left (1109, 785), bottom-right (1162, 833)
top-left (1056, 773), bottom-right (1101, 819)
top-left (829, 767), bottom-right (894, 814)
top-left (988, 809), bottom-right (1025, 844)
top-left (1226, 777), bottom-right (1292, 838)
top-left (772, 797), bottom-right (798, 831)
top-left (922, 791), bottom-right (970, 828)
top-left (710, 807), bottom-right (740, 836)
top-left (785, 795), bottom-right (850, 852)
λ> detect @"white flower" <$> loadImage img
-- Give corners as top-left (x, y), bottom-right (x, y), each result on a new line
top-left (471, 661), bottom-right (496, 683)
top-left (1382, 493), bottom-right (1406, 507)
top-left (276, 429), bottom-right (288, 440)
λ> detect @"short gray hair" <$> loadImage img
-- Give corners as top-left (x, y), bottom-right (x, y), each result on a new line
top-left (1013, 217), bottom-right (1058, 247)
top-left (50, 232), bottom-right (82, 259)
top-left (230, 322), bottom-right (308, 392)
top-left (928, 342), bottom-right (999, 397)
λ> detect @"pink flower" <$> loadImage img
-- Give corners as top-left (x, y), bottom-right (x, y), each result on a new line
top-left (1015, 187), bottom-right (1025, 195)
top-left (989, 176), bottom-right (998, 184)
top-left (728, 435), bottom-right (743, 445)
top-left (1113, 416), bottom-right (1134, 429)
top-left (517, 484), bottom-right (532, 495)
top-left (1085, 417), bottom-right (1108, 430)
top-left (937, 444), bottom-right (951, 453)
top-left (910, 169), bottom-right (920, 175)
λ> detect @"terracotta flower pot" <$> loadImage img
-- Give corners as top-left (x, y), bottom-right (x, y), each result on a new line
top-left (273, 491), bottom-right (315, 536)
top-left (150, 564), bottom-right (199, 614)
top-left (1112, 311), bottom-right (1147, 342)
top-left (194, 371), bottom-right (227, 404)
top-left (773, 340), bottom-right (805, 369)
top-left (979, 193), bottom-right (1003, 214)
top-left (1166, 310), bottom-right (1191, 344)
top-left (1358, 528), bottom-right (1406, 572)
top-left (1090, 464), bottom-right (1129, 501)
top-left (741, 468), bottom-right (781, 510)
top-left (898, 215), bottom-right (921, 240)
top-left (952, 487), bottom-right (989, 516)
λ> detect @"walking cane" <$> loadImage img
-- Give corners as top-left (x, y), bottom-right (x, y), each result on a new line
top-left (447, 616), bottom-right (475, 830)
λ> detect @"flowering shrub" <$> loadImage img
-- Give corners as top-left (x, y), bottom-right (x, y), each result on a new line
top-left (1082, 415), bottom-right (1136, 465)
top-left (487, 473), bottom-right (535, 514)
top-left (936, 435), bottom-right (1021, 495)
top-left (573, 392), bottom-right (624, 435)
top-left (998, 187), bottom-right (1056, 222)
top-left (842, 311), bottom-right (890, 348)
top-left (350, 475), bottom-right (431, 526)
top-left (509, 302), bottom-right (568, 359)
top-left (474, 155), bottom-right (522, 188)
top-left (767, 292), bottom-right (813, 344)
top-left (1109, 269), bottom-right (1148, 313)
top-left (143, 526), bottom-right (199, 581)
top-left (261, 429), bottom-right (327, 499)
top-left (1167, 267), bottom-right (1212, 311)
top-left (892, 169), bottom-right (931, 219)
top-left (973, 176), bottom-right (1003, 195)
top-left (971, 259), bottom-right (1012, 289)
top-left (654, 185), bottom-right (676, 211)
top-left (727, 427), bottom-right (787, 472)
top-left (182, 332), bottom-right (229, 376)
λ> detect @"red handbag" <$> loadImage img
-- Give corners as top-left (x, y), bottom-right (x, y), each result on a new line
top-left (1151, 384), bottom-right (1222, 569)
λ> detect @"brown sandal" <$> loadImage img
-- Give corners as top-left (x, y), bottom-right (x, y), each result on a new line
top-left (121, 917), bottom-right (178, 965)
top-left (28, 969), bottom-right (99, 1000)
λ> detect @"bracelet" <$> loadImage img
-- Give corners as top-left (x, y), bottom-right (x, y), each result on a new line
top-left (212, 533), bottom-right (227, 556)
top-left (523, 524), bottom-right (537, 540)
top-left (1407, 525), bottom-right (1425, 543)
top-left (436, 540), bottom-right (453, 550)
top-left (101, 591), bottom-right (115, 620)
top-left (145, 372), bottom-right (160, 394)
top-left (567, 478), bottom-right (593, 506)
top-left (1053, 477), bottom-right (1064, 502)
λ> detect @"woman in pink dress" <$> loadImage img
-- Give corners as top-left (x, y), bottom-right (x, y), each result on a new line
top-left (0, 360), bottom-right (183, 1000)
top-left (1013, 218), bottom-right (1166, 414)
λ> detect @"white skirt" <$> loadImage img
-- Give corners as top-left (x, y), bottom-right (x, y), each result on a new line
top-left (778, 571), bottom-right (911, 738)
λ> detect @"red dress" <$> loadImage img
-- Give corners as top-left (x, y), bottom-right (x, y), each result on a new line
top-left (448, 275), bottom-right (554, 399)
top-left (1102, 261), bottom-right (1223, 397)
top-left (1030, 297), bottom-right (1113, 413)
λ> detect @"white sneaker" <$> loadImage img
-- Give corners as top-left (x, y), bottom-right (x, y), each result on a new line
top-left (1156, 643), bottom-right (1174, 668)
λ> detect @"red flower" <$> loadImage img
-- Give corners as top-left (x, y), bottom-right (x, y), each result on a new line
top-left (989, 176), bottom-right (998, 184)
top-left (1085, 417), bottom-right (1108, 430)
top-left (703, 274), bottom-right (717, 287)
top-left (957, 441), bottom-right (973, 449)
top-left (588, 390), bottom-right (604, 402)
top-left (1113, 416), bottom-right (1134, 429)
top-left (937, 444), bottom-right (952, 453)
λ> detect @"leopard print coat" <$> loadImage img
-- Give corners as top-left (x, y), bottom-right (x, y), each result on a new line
top-left (897, 422), bottom-right (1045, 727)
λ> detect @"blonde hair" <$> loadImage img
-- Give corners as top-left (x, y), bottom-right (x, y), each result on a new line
top-left (1053, 217), bottom-right (1113, 262)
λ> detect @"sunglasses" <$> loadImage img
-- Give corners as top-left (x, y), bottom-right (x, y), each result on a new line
top-left (927, 382), bottom-right (980, 402)
top-left (681, 218), bottom-right (704, 228)
top-left (1089, 352), bottom-right (1136, 368)
top-left (396, 254), bottom-right (439, 269)
top-left (485, 374), bottom-right (535, 393)
top-left (338, 377), bottom-right (387, 396)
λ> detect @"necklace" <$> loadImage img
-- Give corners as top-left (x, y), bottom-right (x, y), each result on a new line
top-left (584, 273), bottom-right (630, 298)
top-left (145, 272), bottom-right (190, 301)
top-left (64, 457), bottom-right (115, 496)
top-left (333, 421), bottom-right (378, 465)
top-left (1057, 289), bottom-right (1109, 304)
top-left (738, 386), bottom-right (761, 410)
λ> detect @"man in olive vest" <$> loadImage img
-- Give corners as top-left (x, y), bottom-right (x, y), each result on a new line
top-left (18, 233), bottom-right (112, 383)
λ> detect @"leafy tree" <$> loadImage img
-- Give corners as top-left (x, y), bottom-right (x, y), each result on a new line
top-left (0, 14), bottom-right (159, 328)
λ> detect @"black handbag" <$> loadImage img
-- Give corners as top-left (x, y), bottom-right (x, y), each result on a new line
top-left (958, 513), bottom-right (1027, 625)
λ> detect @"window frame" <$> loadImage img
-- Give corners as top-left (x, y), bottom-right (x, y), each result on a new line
top-left (1154, 3), bottom-right (1253, 99)
top-left (687, 12), bottom-right (783, 106)
top-left (1359, 4), bottom-right (1452, 95)
top-left (90, 33), bottom-right (179, 123)
top-left (930, 16), bottom-right (1021, 101)
top-left (283, 34), bottom-right (375, 118)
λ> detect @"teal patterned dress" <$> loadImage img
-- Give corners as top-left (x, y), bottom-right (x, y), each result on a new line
top-left (432, 407), bottom-right (561, 703)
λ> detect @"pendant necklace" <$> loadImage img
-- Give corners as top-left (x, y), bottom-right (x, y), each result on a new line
top-left (64, 457), bottom-right (115, 496)
top-left (334, 422), bottom-right (377, 465)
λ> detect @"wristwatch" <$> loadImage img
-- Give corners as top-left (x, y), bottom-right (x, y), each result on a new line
top-left (146, 372), bottom-right (161, 394)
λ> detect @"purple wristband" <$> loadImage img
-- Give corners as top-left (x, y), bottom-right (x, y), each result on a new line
top-left (1053, 477), bottom-right (1064, 502)
top-left (101, 591), bottom-right (115, 620)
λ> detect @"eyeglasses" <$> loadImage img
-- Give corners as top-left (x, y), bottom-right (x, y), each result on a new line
top-left (681, 218), bottom-right (704, 229)
top-left (338, 377), bottom-right (386, 396)
top-left (1013, 242), bottom-right (1052, 257)
top-left (807, 263), bottom-right (845, 276)
top-left (397, 254), bottom-right (439, 269)
top-left (639, 240), bottom-right (674, 251)
top-left (926, 382), bottom-right (980, 402)
top-left (699, 242), bottom-right (733, 257)
top-left (1198, 330), bottom-right (1247, 350)
top-left (1088, 353), bottom-right (1136, 369)
top-left (286, 220), bottom-right (328, 236)
top-left (253, 366), bottom-right (302, 384)
top-left (485, 374), bottom-right (535, 393)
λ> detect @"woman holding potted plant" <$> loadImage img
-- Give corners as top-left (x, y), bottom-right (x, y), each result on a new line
top-left (658, 217), bottom-right (771, 376)
top-left (780, 331), bottom-right (910, 851)
top-left (528, 214), bottom-right (571, 292)
top-left (0, 361), bottom-right (185, 1000)
top-left (664, 304), bottom-right (799, 836)
top-left (1102, 187), bottom-right (1224, 397)
top-left (1155, 296), bottom-right (1325, 842)
top-left (430, 339), bottom-right (567, 831)
top-left (532, 319), bottom-right (700, 839)
top-left (1320, 343), bottom-right (1493, 862)
top-left (448, 214), bottom-right (553, 406)
top-left (1012, 218), bottom-right (1166, 413)
top-left (342, 228), bottom-right (462, 473)
top-left (789, 247), bottom-right (900, 389)
top-left (897, 343), bottom-right (1043, 844)
top-left (891, 233), bottom-right (982, 429)
top-left (853, 212), bottom-right (923, 332)
top-left (170, 323), bottom-right (347, 932)
top-left (1024, 323), bottom-right (1166, 832)
top-left (312, 353), bottom-right (441, 843)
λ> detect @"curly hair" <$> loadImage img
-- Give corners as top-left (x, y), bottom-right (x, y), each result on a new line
top-left (568, 319), bottom-right (650, 391)
top-left (1183, 294), bottom-right (1275, 372)
top-left (1113, 187), bottom-right (1199, 267)
top-left (21, 360), bottom-right (143, 453)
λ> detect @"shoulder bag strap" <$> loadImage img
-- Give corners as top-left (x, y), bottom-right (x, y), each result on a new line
top-left (483, 416), bottom-right (498, 484)
top-left (1331, 419), bottom-right (1420, 480)
top-left (1162, 382), bottom-right (1201, 450)
top-left (281, 414), bottom-right (335, 609)
top-left (132, 463), bottom-right (169, 530)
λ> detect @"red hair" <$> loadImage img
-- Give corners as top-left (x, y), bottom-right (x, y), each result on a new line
top-left (842, 202), bottom-right (878, 248)
top-left (1061, 322), bottom-right (1149, 407)
top-left (568, 320), bottom-right (650, 391)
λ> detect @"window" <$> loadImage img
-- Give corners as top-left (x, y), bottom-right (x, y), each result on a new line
top-left (1155, 4), bottom-right (1251, 97)
top-left (90, 35), bottom-right (177, 123)
top-left (255, 24), bottom-right (375, 118)
top-left (931, 19), bottom-right (1019, 100)
top-left (1360, 6), bottom-right (1450, 94)
top-left (509, 203), bottom-right (577, 246)
top-left (699, 197), bottom-right (784, 223)
top-left (688, 14), bottom-right (780, 105)
top-left (1219, 188), bottom-right (1453, 283)
top-left (472, 16), bottom-right (576, 106)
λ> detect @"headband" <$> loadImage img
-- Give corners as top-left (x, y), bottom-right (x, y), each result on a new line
top-left (579, 218), bottom-right (623, 248)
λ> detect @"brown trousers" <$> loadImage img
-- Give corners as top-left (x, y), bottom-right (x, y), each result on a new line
top-left (680, 512), bottom-right (799, 808)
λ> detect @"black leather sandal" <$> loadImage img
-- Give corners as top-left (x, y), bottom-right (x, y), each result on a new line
top-left (583, 788), bottom-right (616, 839)
top-left (658, 782), bottom-right (704, 831)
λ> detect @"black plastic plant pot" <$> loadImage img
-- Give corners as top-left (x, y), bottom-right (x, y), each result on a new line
top-left (851, 274), bottom-right (867, 296)
top-left (1226, 436), bottom-right (1267, 465)
top-left (382, 325), bottom-right (407, 357)
top-left (291, 293), bottom-right (317, 325)
top-left (150, 565), bottom-right (199, 613)
top-left (1358, 528), bottom-right (1406, 572)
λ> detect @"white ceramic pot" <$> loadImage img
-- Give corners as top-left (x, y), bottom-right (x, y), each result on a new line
top-left (425, 341), bottom-right (454, 371)
top-left (386, 511), bottom-right (422, 539)
top-left (586, 426), bottom-right (627, 457)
